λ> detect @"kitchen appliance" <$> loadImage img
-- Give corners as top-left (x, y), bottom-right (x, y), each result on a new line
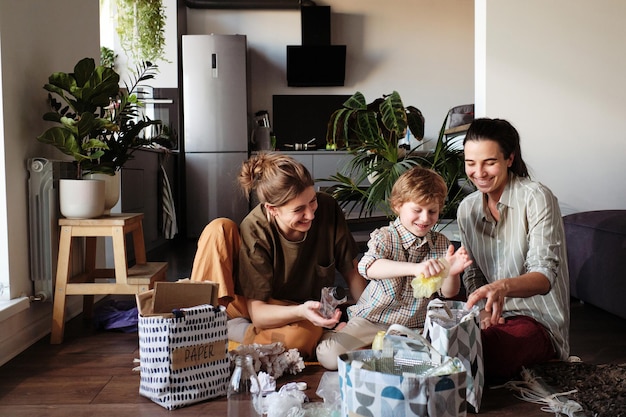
top-left (250, 110), bottom-right (273, 151)
top-left (272, 94), bottom-right (350, 150)
top-left (182, 34), bottom-right (250, 238)
top-left (287, 5), bottom-right (346, 87)
top-left (135, 86), bottom-right (179, 148)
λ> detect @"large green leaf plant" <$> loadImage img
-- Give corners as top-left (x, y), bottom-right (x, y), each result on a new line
top-left (324, 91), bottom-right (473, 221)
top-left (37, 57), bottom-right (168, 178)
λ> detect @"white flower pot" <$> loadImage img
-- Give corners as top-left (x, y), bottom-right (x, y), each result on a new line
top-left (59, 179), bottom-right (105, 219)
top-left (83, 172), bottom-right (120, 214)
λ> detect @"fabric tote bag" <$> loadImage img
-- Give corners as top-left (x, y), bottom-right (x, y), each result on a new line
top-left (138, 304), bottom-right (230, 410)
top-left (423, 299), bottom-right (484, 412)
top-left (338, 324), bottom-right (467, 417)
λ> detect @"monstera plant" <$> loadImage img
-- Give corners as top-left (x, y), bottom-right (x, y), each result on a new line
top-left (324, 91), bottom-right (471, 220)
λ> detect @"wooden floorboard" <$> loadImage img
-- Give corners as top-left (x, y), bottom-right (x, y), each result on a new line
top-left (0, 300), bottom-right (624, 416)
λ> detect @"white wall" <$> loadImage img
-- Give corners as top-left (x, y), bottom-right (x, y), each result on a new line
top-left (0, 0), bottom-right (100, 365)
top-left (478, 0), bottom-right (626, 214)
top-left (186, 0), bottom-right (476, 144)
top-left (0, 0), bottom-right (100, 299)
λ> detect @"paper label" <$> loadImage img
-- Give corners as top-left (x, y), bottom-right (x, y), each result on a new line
top-left (171, 340), bottom-right (227, 371)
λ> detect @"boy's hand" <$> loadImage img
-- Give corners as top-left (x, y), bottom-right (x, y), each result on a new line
top-left (414, 258), bottom-right (448, 279)
top-left (445, 245), bottom-right (473, 276)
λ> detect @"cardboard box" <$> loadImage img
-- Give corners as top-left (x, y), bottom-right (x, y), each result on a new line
top-left (136, 279), bottom-right (219, 317)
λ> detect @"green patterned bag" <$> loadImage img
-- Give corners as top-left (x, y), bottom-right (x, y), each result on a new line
top-left (338, 324), bottom-right (467, 417)
top-left (424, 299), bottom-right (484, 412)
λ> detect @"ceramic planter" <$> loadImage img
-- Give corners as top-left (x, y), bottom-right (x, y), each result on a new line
top-left (59, 179), bottom-right (105, 219)
top-left (83, 172), bottom-right (120, 214)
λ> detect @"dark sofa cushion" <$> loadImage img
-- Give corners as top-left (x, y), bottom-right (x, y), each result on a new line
top-left (563, 210), bottom-right (626, 319)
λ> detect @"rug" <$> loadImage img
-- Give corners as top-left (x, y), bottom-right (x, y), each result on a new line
top-left (505, 362), bottom-right (626, 417)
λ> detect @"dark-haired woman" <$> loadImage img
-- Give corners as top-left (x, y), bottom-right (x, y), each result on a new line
top-left (189, 153), bottom-right (366, 359)
top-left (458, 118), bottom-right (570, 381)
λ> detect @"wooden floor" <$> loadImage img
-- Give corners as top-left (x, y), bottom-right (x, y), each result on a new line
top-left (1, 237), bottom-right (625, 416)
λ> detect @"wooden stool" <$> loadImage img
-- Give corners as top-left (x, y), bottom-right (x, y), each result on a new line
top-left (50, 213), bottom-right (168, 344)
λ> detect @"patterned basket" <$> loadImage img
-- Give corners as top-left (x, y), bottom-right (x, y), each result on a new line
top-left (138, 304), bottom-right (229, 410)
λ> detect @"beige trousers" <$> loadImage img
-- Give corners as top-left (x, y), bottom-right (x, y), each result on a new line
top-left (316, 316), bottom-right (389, 370)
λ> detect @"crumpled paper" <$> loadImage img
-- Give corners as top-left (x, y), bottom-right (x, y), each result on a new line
top-left (259, 382), bottom-right (309, 417)
top-left (410, 258), bottom-right (450, 298)
top-left (230, 342), bottom-right (305, 379)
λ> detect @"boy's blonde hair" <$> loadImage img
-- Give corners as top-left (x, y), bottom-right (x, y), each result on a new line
top-left (389, 166), bottom-right (447, 215)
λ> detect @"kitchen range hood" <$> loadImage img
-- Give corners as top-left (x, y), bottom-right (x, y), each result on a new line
top-left (287, 5), bottom-right (346, 87)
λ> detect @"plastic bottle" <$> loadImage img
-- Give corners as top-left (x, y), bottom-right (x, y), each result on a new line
top-left (319, 286), bottom-right (348, 319)
top-left (372, 330), bottom-right (386, 351)
top-left (227, 355), bottom-right (261, 416)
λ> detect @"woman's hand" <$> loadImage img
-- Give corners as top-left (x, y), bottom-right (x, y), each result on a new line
top-left (467, 280), bottom-right (509, 327)
top-left (247, 298), bottom-right (341, 330)
top-left (478, 307), bottom-right (505, 329)
top-left (301, 300), bottom-right (342, 329)
top-left (466, 272), bottom-right (551, 328)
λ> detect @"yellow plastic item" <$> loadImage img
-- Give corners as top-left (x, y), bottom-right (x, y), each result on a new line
top-left (410, 258), bottom-right (450, 299)
top-left (372, 330), bottom-right (386, 351)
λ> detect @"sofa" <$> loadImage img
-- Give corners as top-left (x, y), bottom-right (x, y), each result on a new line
top-left (563, 210), bottom-right (626, 319)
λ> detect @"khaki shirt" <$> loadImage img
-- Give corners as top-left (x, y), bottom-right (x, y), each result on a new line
top-left (237, 192), bottom-right (358, 303)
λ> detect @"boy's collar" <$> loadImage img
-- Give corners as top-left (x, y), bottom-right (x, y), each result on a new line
top-left (393, 218), bottom-right (434, 250)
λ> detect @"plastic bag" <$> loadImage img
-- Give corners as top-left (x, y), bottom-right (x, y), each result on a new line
top-left (93, 299), bottom-right (138, 333)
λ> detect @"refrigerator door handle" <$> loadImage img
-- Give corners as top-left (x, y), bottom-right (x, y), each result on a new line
top-left (212, 53), bottom-right (217, 78)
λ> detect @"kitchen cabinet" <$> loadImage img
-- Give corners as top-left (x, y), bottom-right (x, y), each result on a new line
top-left (280, 151), bottom-right (358, 191)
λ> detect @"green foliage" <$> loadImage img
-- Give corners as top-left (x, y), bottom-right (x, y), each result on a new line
top-left (37, 57), bottom-right (171, 178)
top-left (326, 91), bottom-right (425, 151)
top-left (100, 46), bottom-right (118, 69)
top-left (324, 91), bottom-right (473, 220)
top-left (115, 0), bottom-right (168, 64)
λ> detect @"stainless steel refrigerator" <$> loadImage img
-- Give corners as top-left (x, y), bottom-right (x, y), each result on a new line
top-left (182, 34), bottom-right (250, 238)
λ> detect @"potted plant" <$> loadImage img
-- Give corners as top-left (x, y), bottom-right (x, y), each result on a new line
top-left (115, 0), bottom-right (168, 64)
top-left (324, 91), bottom-right (473, 222)
top-left (37, 57), bottom-right (169, 218)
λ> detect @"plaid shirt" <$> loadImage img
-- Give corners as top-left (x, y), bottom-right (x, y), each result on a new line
top-left (348, 218), bottom-right (451, 329)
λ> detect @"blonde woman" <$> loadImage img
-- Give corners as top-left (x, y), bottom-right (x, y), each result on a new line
top-left (190, 153), bottom-right (366, 359)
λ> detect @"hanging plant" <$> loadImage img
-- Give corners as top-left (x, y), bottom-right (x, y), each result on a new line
top-left (115, 0), bottom-right (168, 64)
top-left (100, 46), bottom-right (118, 69)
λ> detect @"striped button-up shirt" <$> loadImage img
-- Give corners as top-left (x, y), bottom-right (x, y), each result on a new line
top-left (348, 218), bottom-right (451, 328)
top-left (457, 173), bottom-right (570, 360)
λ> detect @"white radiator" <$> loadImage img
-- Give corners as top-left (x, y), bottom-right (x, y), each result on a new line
top-left (27, 158), bottom-right (76, 302)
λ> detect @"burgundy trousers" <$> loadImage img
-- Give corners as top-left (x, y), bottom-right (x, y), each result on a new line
top-left (482, 315), bottom-right (557, 381)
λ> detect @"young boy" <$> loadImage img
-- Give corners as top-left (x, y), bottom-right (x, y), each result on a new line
top-left (316, 166), bottom-right (472, 370)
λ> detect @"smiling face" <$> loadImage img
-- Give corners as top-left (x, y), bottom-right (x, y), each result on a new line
top-left (265, 186), bottom-right (318, 241)
top-left (464, 139), bottom-right (514, 202)
top-left (394, 200), bottom-right (440, 237)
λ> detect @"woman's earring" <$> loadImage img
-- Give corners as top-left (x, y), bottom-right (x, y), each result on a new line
top-left (265, 204), bottom-right (274, 222)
